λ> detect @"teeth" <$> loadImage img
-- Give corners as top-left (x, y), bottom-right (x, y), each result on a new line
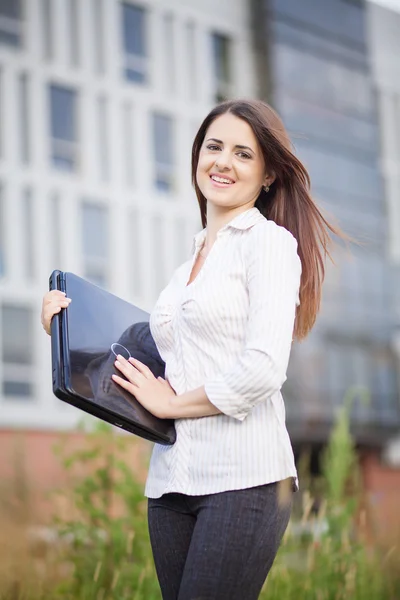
top-left (211, 175), bottom-right (233, 184)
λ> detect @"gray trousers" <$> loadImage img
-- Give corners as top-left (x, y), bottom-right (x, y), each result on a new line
top-left (147, 481), bottom-right (292, 600)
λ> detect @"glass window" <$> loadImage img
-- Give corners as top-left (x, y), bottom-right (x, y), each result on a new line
top-left (273, 44), bottom-right (373, 119)
top-left (67, 0), bottom-right (80, 67)
top-left (270, 0), bottom-right (365, 47)
top-left (41, 0), bottom-right (53, 60)
top-left (129, 210), bottom-right (142, 297)
top-left (163, 13), bottom-right (175, 94)
top-left (122, 3), bottom-right (147, 84)
top-left (0, 184), bottom-right (4, 277)
top-left (0, 0), bottom-right (22, 48)
top-left (19, 72), bottom-right (30, 164)
top-left (152, 113), bottom-right (174, 193)
top-left (51, 193), bottom-right (61, 269)
top-left (211, 32), bottom-right (232, 103)
top-left (186, 22), bottom-right (197, 100)
top-left (153, 215), bottom-right (166, 291)
top-left (97, 96), bottom-right (109, 181)
top-left (175, 218), bottom-right (189, 266)
top-left (22, 189), bottom-right (34, 280)
top-left (93, 0), bottom-right (105, 73)
top-left (1, 305), bottom-right (34, 399)
top-left (277, 91), bottom-right (378, 154)
top-left (294, 140), bottom-right (380, 206)
top-left (81, 202), bottom-right (109, 288)
top-left (122, 102), bottom-right (134, 187)
top-left (378, 91), bottom-right (400, 164)
top-left (324, 339), bottom-right (399, 426)
top-left (371, 353), bottom-right (398, 422)
top-left (0, 69), bottom-right (3, 158)
top-left (49, 84), bottom-right (78, 172)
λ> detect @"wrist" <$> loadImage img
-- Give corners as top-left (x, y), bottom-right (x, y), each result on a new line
top-left (167, 394), bottom-right (181, 419)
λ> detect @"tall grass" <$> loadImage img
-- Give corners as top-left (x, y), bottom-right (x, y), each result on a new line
top-left (261, 391), bottom-right (400, 599)
top-left (0, 399), bottom-right (399, 599)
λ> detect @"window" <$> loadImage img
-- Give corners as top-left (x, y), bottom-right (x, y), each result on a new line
top-left (49, 85), bottom-right (78, 171)
top-left (122, 3), bottom-right (147, 84)
top-left (41, 0), bottom-right (53, 60)
top-left (129, 209), bottom-right (142, 297)
top-left (211, 32), bottom-right (232, 103)
top-left (153, 215), bottom-right (166, 290)
top-left (186, 22), bottom-right (197, 100)
top-left (163, 13), bottom-right (175, 94)
top-left (175, 218), bottom-right (189, 266)
top-left (67, 0), bottom-right (80, 67)
top-left (19, 73), bottom-right (30, 164)
top-left (273, 44), bottom-right (373, 119)
top-left (97, 96), bottom-right (109, 181)
top-left (152, 113), bottom-right (174, 193)
top-left (93, 0), bottom-right (105, 73)
top-left (0, 0), bottom-right (22, 48)
top-left (122, 102), bottom-right (134, 187)
top-left (51, 193), bottom-right (61, 269)
top-left (0, 69), bottom-right (3, 158)
top-left (0, 184), bottom-right (4, 277)
top-left (22, 189), bottom-right (34, 280)
top-left (81, 203), bottom-right (109, 288)
top-left (1, 305), bottom-right (34, 399)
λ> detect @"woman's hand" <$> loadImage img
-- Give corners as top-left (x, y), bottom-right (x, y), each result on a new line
top-left (41, 290), bottom-right (72, 335)
top-left (112, 355), bottom-right (177, 419)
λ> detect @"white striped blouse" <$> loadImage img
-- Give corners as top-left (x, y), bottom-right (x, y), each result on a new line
top-left (145, 207), bottom-right (301, 498)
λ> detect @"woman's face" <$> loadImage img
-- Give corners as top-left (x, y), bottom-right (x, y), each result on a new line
top-left (196, 113), bottom-right (270, 213)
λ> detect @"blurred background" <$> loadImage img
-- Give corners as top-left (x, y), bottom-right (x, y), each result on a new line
top-left (0, 0), bottom-right (400, 595)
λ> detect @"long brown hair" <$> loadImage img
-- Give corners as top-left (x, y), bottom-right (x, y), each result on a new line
top-left (191, 99), bottom-right (343, 341)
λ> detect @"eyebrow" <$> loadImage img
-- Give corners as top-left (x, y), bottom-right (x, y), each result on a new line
top-left (206, 138), bottom-right (255, 155)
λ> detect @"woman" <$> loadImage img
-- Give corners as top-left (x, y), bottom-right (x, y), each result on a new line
top-left (42, 99), bottom-right (339, 599)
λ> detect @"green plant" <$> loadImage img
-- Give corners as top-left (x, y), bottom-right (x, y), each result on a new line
top-left (52, 421), bottom-right (160, 600)
top-left (261, 388), bottom-right (400, 600)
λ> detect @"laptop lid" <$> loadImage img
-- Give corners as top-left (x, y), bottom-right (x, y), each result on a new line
top-left (52, 271), bottom-right (175, 443)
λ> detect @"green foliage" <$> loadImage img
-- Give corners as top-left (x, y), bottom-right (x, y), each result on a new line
top-left (1, 398), bottom-right (399, 599)
top-left (261, 387), bottom-right (400, 600)
top-left (52, 421), bottom-right (160, 600)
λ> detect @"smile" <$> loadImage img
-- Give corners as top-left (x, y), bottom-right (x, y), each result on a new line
top-left (210, 175), bottom-right (235, 185)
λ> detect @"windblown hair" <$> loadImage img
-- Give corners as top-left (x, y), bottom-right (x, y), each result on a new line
top-left (191, 99), bottom-right (344, 341)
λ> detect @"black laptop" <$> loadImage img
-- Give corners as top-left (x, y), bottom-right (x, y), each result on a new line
top-left (49, 270), bottom-right (176, 445)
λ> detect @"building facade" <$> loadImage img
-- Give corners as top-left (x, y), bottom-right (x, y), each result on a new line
top-left (367, 1), bottom-right (400, 465)
top-left (1, 1), bottom-right (400, 536)
top-left (0, 0), bottom-right (256, 430)
top-left (251, 0), bottom-right (400, 451)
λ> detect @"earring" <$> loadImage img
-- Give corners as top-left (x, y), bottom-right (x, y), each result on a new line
top-left (263, 184), bottom-right (270, 193)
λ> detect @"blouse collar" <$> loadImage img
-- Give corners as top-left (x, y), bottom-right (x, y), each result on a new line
top-left (193, 207), bottom-right (265, 250)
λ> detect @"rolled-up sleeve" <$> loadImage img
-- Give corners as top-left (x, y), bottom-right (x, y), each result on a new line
top-left (204, 223), bottom-right (302, 421)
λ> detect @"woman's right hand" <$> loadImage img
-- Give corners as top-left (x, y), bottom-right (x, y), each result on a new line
top-left (41, 290), bottom-right (71, 335)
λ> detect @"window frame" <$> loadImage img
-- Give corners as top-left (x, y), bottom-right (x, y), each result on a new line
top-left (0, 0), bottom-right (23, 48)
top-left (49, 84), bottom-right (79, 172)
top-left (1, 304), bottom-right (35, 401)
top-left (211, 31), bottom-right (233, 103)
top-left (121, 2), bottom-right (148, 84)
top-left (152, 112), bottom-right (175, 194)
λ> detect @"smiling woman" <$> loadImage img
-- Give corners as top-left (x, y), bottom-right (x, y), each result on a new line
top-left (41, 98), bottom-right (345, 600)
top-left (195, 113), bottom-right (271, 221)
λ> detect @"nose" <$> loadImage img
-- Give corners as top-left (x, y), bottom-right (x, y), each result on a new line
top-left (215, 150), bottom-right (232, 171)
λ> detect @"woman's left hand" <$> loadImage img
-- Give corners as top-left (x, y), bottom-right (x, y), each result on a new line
top-left (112, 355), bottom-right (177, 419)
